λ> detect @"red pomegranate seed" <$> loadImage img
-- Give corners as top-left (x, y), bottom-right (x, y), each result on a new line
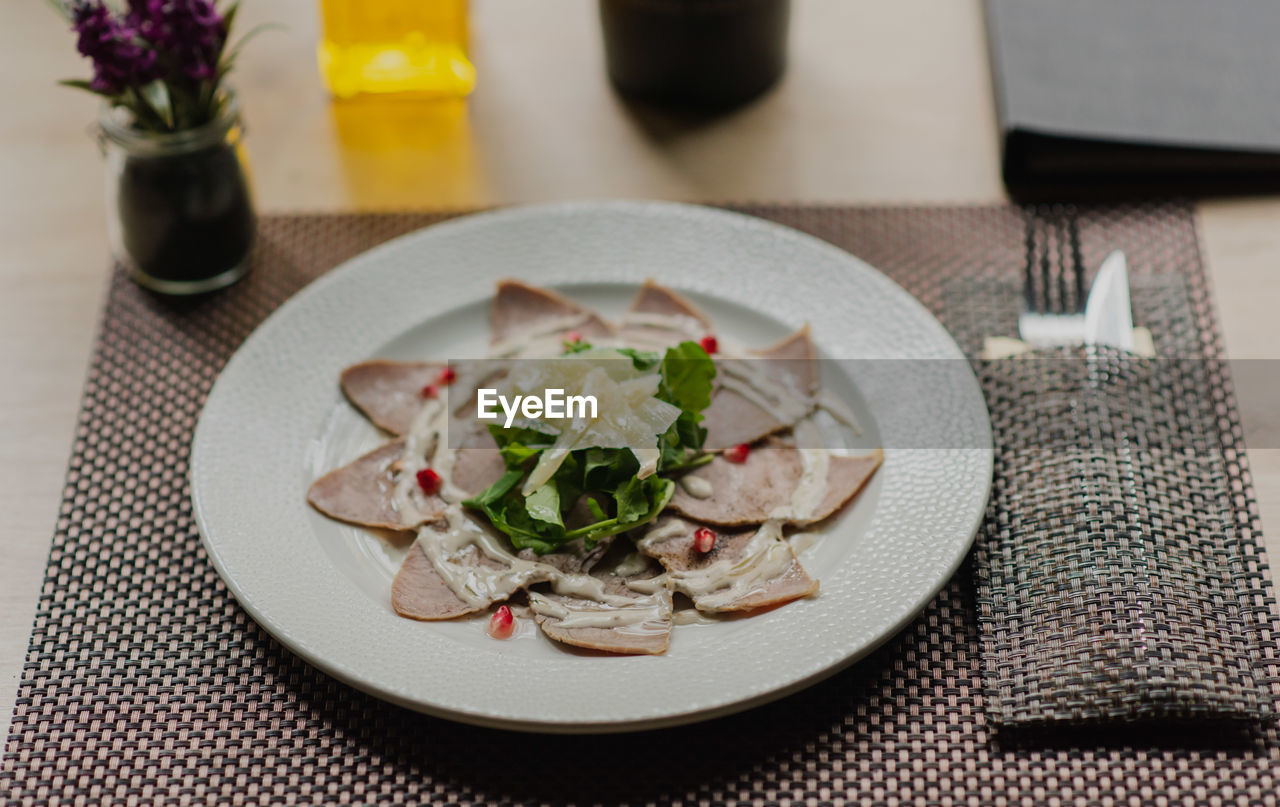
top-left (564, 330), bottom-right (582, 343)
top-left (416, 468), bottom-right (442, 496)
top-left (724, 443), bottom-right (750, 463)
top-left (488, 605), bottom-right (515, 639)
top-left (436, 366), bottom-right (457, 385)
top-left (699, 335), bottom-right (719, 355)
top-left (693, 527), bottom-right (716, 554)
top-left (419, 384), bottom-right (438, 399)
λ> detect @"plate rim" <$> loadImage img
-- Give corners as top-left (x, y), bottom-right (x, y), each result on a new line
top-left (191, 199), bottom-right (993, 733)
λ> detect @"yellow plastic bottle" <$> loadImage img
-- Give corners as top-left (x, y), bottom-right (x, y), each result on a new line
top-left (317, 0), bottom-right (476, 98)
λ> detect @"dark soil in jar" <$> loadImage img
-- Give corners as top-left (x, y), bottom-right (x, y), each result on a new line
top-left (116, 141), bottom-right (256, 282)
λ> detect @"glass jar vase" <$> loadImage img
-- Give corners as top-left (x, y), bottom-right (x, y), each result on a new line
top-left (100, 92), bottom-right (256, 295)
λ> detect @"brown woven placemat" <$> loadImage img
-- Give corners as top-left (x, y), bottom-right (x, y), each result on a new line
top-left (4, 204), bottom-right (1279, 806)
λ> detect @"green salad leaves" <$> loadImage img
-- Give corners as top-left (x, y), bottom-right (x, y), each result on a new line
top-left (462, 341), bottom-right (716, 554)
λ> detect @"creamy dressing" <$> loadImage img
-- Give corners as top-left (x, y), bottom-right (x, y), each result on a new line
top-left (529, 589), bottom-right (671, 633)
top-left (767, 421), bottom-right (830, 522)
top-left (678, 474), bottom-right (713, 499)
top-left (612, 551), bottom-right (653, 578)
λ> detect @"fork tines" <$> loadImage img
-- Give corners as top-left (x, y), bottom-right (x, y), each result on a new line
top-left (1023, 207), bottom-right (1086, 315)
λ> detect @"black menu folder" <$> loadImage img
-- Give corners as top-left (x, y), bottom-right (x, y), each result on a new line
top-left (985, 0), bottom-right (1280, 199)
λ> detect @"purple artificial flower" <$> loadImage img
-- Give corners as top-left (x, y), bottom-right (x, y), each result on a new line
top-left (131, 0), bottom-right (227, 82)
top-left (71, 0), bottom-right (158, 93)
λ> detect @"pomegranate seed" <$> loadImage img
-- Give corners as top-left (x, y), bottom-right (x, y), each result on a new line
top-left (564, 330), bottom-right (582, 343)
top-left (488, 605), bottom-right (515, 639)
top-left (416, 468), bottom-right (442, 496)
top-left (699, 335), bottom-right (719, 355)
top-left (724, 443), bottom-right (751, 463)
top-left (420, 384), bottom-right (438, 399)
top-left (693, 527), bottom-right (716, 554)
top-left (436, 366), bottom-right (457, 385)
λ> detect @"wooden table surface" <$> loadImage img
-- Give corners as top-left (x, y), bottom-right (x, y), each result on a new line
top-left (3, 0), bottom-right (1279, 742)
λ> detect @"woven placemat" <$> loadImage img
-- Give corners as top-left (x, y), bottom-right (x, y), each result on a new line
top-left (5, 204), bottom-right (1280, 806)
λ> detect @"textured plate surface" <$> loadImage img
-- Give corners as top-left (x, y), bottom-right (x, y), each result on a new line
top-left (191, 201), bottom-right (992, 732)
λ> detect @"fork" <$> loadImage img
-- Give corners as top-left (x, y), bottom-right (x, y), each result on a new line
top-left (1018, 207), bottom-right (1088, 347)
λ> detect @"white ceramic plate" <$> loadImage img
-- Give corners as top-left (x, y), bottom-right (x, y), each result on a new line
top-left (192, 201), bottom-right (992, 733)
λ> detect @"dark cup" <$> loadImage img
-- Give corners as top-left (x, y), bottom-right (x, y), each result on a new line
top-left (599, 0), bottom-right (790, 110)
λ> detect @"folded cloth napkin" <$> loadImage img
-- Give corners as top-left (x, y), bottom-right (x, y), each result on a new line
top-left (985, 0), bottom-right (1280, 199)
top-left (974, 346), bottom-right (1267, 728)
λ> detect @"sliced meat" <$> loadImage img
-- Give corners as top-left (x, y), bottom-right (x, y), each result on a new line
top-left (531, 553), bottom-right (672, 655)
top-left (340, 360), bottom-right (442, 435)
top-left (450, 427), bottom-right (506, 497)
top-left (668, 439), bottom-right (882, 527)
top-left (618, 281), bottom-right (710, 348)
top-left (392, 537), bottom-right (486, 620)
top-left (307, 440), bottom-right (445, 530)
top-left (491, 280), bottom-right (613, 346)
top-left (753, 325), bottom-right (819, 396)
top-left (628, 280), bottom-right (711, 327)
top-left (701, 387), bottom-right (791, 450)
top-left (638, 517), bottom-right (817, 613)
top-left (702, 326), bottom-right (820, 450)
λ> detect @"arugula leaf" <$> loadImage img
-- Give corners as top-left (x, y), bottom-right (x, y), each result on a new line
top-left (617, 347), bottom-right (660, 372)
top-left (562, 340), bottom-right (593, 354)
top-left (499, 442), bottom-right (540, 467)
top-left (525, 484), bottom-right (563, 529)
top-left (658, 341), bottom-right (716, 415)
top-left (489, 424), bottom-right (556, 451)
top-left (466, 468), bottom-right (524, 507)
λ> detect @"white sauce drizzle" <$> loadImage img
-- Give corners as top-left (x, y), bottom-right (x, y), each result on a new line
top-left (529, 589), bottom-right (671, 633)
top-left (678, 474), bottom-right (713, 499)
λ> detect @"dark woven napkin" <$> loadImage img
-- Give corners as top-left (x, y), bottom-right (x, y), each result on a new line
top-left (974, 346), bottom-right (1266, 727)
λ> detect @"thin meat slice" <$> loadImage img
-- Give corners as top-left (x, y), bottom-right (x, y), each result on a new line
top-left (392, 537), bottom-right (488, 620)
top-left (531, 554), bottom-right (672, 655)
top-left (307, 440), bottom-right (446, 530)
top-left (619, 280), bottom-right (712, 348)
top-left (754, 325), bottom-right (819, 396)
top-left (340, 360), bottom-right (443, 436)
top-left (668, 438), bottom-right (882, 527)
top-left (450, 426), bottom-right (506, 497)
top-left (638, 517), bottom-right (817, 613)
top-left (491, 280), bottom-right (613, 346)
top-left (702, 326), bottom-right (819, 450)
top-left (628, 280), bottom-right (711, 328)
top-left (701, 388), bottom-right (791, 451)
